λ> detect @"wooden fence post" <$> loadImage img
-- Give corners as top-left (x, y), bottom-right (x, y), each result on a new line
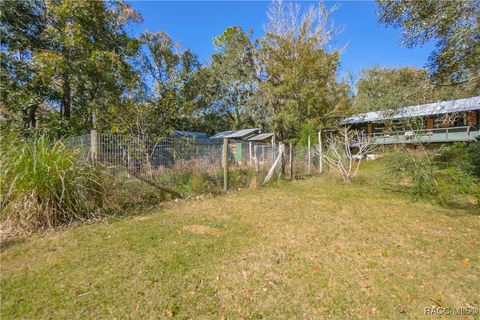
top-left (254, 145), bottom-right (259, 174)
top-left (318, 130), bottom-right (323, 173)
top-left (289, 143), bottom-right (293, 180)
top-left (271, 135), bottom-right (275, 166)
top-left (249, 141), bottom-right (253, 165)
top-left (90, 129), bottom-right (98, 162)
top-left (307, 135), bottom-right (311, 175)
top-left (223, 138), bottom-right (229, 192)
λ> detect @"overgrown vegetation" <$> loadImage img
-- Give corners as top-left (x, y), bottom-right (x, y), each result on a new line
top-left (0, 136), bottom-right (106, 234)
top-left (385, 141), bottom-right (480, 207)
top-left (153, 165), bottom-right (257, 196)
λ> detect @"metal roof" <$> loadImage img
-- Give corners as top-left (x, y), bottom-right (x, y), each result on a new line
top-left (248, 133), bottom-right (274, 141)
top-left (210, 131), bottom-right (235, 139)
top-left (172, 130), bottom-right (209, 140)
top-left (225, 128), bottom-right (260, 139)
top-left (210, 128), bottom-right (262, 140)
top-left (343, 96), bottom-right (480, 124)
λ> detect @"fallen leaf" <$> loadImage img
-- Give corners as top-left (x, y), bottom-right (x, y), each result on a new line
top-left (364, 307), bottom-right (377, 315)
top-left (462, 258), bottom-right (470, 265)
top-left (311, 264), bottom-right (319, 274)
top-left (430, 296), bottom-right (444, 307)
top-left (165, 308), bottom-right (174, 318)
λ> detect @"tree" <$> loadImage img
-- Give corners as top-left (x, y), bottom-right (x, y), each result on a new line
top-left (322, 127), bottom-right (375, 183)
top-left (140, 31), bottom-right (202, 135)
top-left (258, 0), bottom-right (349, 141)
top-left (352, 66), bottom-right (475, 113)
top-left (194, 26), bottom-right (258, 131)
top-left (0, 0), bottom-right (142, 136)
top-left (376, 0), bottom-right (480, 88)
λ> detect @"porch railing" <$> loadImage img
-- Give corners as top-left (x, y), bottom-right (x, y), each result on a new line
top-left (369, 126), bottom-right (479, 144)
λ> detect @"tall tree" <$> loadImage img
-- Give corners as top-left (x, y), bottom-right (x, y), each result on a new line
top-left (258, 0), bottom-right (349, 141)
top-left (0, 0), bottom-right (141, 136)
top-left (208, 26), bottom-right (258, 130)
top-left (376, 0), bottom-right (480, 88)
top-left (353, 66), bottom-right (475, 113)
top-left (111, 31), bottom-right (203, 136)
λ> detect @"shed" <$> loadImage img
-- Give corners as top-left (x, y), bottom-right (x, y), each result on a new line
top-left (210, 128), bottom-right (262, 162)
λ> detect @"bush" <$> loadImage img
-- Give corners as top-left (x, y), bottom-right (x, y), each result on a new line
top-left (386, 150), bottom-right (439, 200)
top-left (467, 137), bottom-right (480, 177)
top-left (385, 147), bottom-right (479, 207)
top-left (0, 135), bottom-right (106, 234)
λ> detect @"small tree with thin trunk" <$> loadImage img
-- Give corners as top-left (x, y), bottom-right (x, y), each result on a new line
top-left (322, 126), bottom-right (375, 183)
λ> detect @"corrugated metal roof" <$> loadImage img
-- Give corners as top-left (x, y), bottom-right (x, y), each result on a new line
top-left (172, 130), bottom-right (209, 140)
top-left (343, 96), bottom-right (480, 124)
top-left (224, 128), bottom-right (260, 139)
top-left (210, 131), bottom-right (235, 139)
top-left (248, 133), bottom-right (274, 141)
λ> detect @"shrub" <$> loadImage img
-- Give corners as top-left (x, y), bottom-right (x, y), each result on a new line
top-left (385, 147), bottom-right (479, 207)
top-left (0, 135), bottom-right (106, 234)
top-left (436, 167), bottom-right (479, 206)
top-left (386, 151), bottom-right (439, 200)
top-left (467, 136), bottom-right (480, 177)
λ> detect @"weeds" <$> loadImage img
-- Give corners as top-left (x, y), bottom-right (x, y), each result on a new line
top-left (0, 135), bottom-right (106, 234)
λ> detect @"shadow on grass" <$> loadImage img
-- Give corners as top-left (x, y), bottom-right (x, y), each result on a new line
top-left (0, 237), bottom-right (26, 252)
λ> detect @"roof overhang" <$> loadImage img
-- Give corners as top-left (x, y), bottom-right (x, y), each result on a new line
top-left (342, 96), bottom-right (480, 125)
top-left (248, 133), bottom-right (274, 141)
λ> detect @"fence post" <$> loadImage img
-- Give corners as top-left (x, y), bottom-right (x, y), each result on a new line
top-left (318, 130), bottom-right (323, 174)
top-left (222, 138), bottom-right (229, 192)
top-left (271, 135), bottom-right (275, 166)
top-left (254, 145), bottom-right (259, 174)
top-left (249, 141), bottom-right (253, 165)
top-left (289, 143), bottom-right (293, 180)
top-left (307, 135), bottom-right (311, 175)
top-left (90, 129), bottom-right (98, 162)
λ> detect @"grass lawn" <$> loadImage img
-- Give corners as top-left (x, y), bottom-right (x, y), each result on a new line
top-left (1, 163), bottom-right (479, 319)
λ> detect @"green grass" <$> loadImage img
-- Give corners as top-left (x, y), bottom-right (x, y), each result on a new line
top-left (1, 164), bottom-right (479, 319)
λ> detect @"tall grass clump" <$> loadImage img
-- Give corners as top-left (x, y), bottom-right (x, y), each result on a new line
top-left (1, 135), bottom-right (106, 234)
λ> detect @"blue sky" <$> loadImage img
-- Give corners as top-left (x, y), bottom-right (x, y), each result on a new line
top-left (129, 1), bottom-right (434, 79)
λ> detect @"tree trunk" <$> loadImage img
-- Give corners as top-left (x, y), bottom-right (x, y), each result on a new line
top-left (61, 72), bottom-right (71, 119)
top-left (23, 103), bottom-right (39, 129)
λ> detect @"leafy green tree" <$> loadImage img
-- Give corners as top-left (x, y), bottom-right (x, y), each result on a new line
top-left (376, 0), bottom-right (480, 88)
top-left (107, 31), bottom-right (203, 137)
top-left (1, 0), bottom-right (141, 136)
top-left (353, 66), bottom-right (474, 113)
top-left (257, 1), bottom-right (349, 141)
top-left (208, 26), bottom-right (258, 130)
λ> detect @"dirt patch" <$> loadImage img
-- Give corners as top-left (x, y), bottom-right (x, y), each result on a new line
top-left (182, 224), bottom-right (221, 237)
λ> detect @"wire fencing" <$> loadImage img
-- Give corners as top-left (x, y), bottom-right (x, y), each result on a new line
top-left (66, 132), bottom-right (318, 196)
